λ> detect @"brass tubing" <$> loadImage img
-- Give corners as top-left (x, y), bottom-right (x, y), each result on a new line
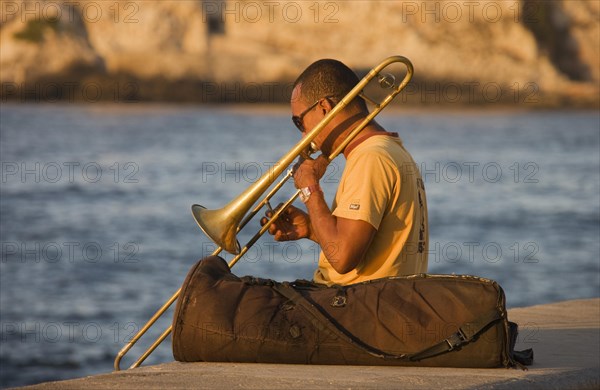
top-left (330, 62), bottom-right (413, 159)
top-left (228, 60), bottom-right (413, 266)
top-left (113, 172), bottom-right (296, 370)
top-left (237, 169), bottom-right (294, 230)
top-left (220, 58), bottom-right (414, 271)
top-left (113, 247), bottom-right (223, 371)
top-left (228, 189), bottom-right (301, 269)
top-left (113, 287), bottom-right (181, 370)
top-left (191, 56), bottom-right (413, 255)
top-left (129, 324), bottom-right (173, 369)
top-left (115, 56), bottom-right (413, 370)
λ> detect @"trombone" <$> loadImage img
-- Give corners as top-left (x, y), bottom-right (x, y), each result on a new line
top-left (114, 55), bottom-right (414, 370)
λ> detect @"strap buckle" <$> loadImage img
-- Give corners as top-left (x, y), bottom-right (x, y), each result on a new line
top-left (331, 295), bottom-right (347, 307)
top-left (445, 328), bottom-right (468, 351)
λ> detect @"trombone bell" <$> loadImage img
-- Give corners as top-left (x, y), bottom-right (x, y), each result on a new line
top-left (192, 204), bottom-right (241, 254)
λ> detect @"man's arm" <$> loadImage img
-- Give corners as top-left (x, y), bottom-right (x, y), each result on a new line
top-left (304, 190), bottom-right (376, 274)
top-left (260, 154), bottom-right (377, 274)
top-left (292, 154), bottom-right (377, 274)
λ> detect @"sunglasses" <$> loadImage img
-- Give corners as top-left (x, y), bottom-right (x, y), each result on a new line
top-left (291, 96), bottom-right (334, 132)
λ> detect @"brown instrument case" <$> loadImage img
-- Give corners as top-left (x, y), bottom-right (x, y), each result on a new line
top-left (173, 256), bottom-right (533, 368)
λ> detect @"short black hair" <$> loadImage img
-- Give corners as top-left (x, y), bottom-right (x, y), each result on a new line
top-left (293, 59), bottom-right (367, 111)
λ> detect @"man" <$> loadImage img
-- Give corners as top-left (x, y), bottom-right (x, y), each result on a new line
top-left (262, 59), bottom-right (428, 286)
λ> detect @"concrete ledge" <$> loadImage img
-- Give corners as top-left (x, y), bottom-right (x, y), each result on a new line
top-left (18, 298), bottom-right (600, 390)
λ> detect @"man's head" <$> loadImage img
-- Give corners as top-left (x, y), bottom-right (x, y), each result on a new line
top-left (292, 59), bottom-right (367, 112)
top-left (290, 60), bottom-right (368, 155)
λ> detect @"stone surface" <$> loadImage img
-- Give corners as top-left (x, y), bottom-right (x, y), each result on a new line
top-left (17, 298), bottom-right (600, 390)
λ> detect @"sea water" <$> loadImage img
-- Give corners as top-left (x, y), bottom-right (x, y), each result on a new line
top-left (1, 103), bottom-right (598, 387)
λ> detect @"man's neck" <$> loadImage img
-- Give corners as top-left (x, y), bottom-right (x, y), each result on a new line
top-left (341, 121), bottom-right (385, 159)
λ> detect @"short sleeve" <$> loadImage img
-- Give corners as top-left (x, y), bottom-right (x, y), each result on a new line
top-left (332, 150), bottom-right (397, 230)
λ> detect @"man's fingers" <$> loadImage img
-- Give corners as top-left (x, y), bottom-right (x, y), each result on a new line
top-left (261, 214), bottom-right (281, 235)
top-left (274, 230), bottom-right (285, 241)
top-left (262, 202), bottom-right (298, 240)
top-left (274, 229), bottom-right (293, 242)
top-left (268, 223), bottom-right (278, 235)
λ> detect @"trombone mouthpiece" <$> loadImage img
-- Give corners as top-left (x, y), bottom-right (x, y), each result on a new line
top-left (299, 142), bottom-right (318, 160)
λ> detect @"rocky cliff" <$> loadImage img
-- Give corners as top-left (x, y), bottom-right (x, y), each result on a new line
top-left (1, 0), bottom-right (598, 106)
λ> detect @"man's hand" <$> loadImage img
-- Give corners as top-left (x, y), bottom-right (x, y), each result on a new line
top-left (293, 154), bottom-right (329, 188)
top-left (260, 204), bottom-right (312, 241)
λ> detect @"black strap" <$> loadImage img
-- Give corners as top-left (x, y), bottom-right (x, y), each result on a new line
top-left (273, 282), bottom-right (501, 362)
top-left (408, 309), bottom-right (501, 361)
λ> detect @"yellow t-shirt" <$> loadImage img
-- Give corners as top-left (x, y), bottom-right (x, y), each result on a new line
top-left (313, 134), bottom-right (428, 285)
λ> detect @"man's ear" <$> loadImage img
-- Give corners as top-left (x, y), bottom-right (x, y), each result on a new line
top-left (319, 98), bottom-right (334, 113)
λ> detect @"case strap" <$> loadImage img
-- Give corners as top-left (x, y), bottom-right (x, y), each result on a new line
top-left (273, 282), bottom-right (502, 361)
top-left (408, 309), bottom-right (502, 361)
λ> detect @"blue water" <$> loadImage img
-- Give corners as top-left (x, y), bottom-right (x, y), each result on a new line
top-left (1, 103), bottom-right (599, 387)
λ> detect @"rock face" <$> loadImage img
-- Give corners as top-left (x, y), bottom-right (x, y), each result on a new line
top-left (1, 0), bottom-right (598, 105)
